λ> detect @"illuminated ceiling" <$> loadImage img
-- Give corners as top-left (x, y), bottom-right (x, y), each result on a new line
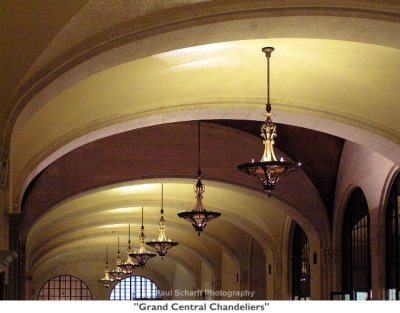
top-left (12, 38), bottom-right (400, 207)
top-left (2, 0), bottom-right (400, 295)
top-left (27, 179), bottom-right (288, 283)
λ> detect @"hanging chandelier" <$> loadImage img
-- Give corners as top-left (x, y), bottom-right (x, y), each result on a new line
top-left (117, 224), bottom-right (138, 274)
top-left (108, 236), bottom-right (125, 281)
top-left (129, 207), bottom-right (157, 267)
top-left (146, 184), bottom-right (179, 258)
top-left (178, 122), bottom-right (221, 235)
top-left (237, 47), bottom-right (301, 196)
top-left (98, 246), bottom-right (114, 288)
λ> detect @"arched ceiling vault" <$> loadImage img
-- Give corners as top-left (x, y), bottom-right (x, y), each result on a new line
top-left (28, 219), bottom-right (241, 276)
top-left (23, 123), bottom-right (329, 245)
top-left (4, 1), bottom-right (399, 196)
top-left (4, 3), bottom-right (398, 252)
top-left (11, 37), bottom-right (400, 212)
top-left (26, 179), bottom-right (295, 278)
top-left (4, 0), bottom-right (400, 133)
top-left (3, 0), bottom-right (400, 293)
top-left (33, 247), bottom-right (195, 293)
top-left (31, 236), bottom-right (210, 285)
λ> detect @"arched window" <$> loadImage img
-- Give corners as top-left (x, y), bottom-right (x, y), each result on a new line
top-left (386, 174), bottom-right (400, 300)
top-left (38, 275), bottom-right (92, 300)
top-left (292, 223), bottom-right (310, 300)
top-left (342, 188), bottom-right (371, 300)
top-left (110, 276), bottom-right (161, 300)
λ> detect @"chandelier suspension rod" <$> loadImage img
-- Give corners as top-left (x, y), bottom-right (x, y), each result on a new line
top-left (263, 47), bottom-right (274, 113)
top-left (141, 206), bottom-right (144, 230)
top-left (128, 224), bottom-right (130, 244)
top-left (198, 121), bottom-right (201, 176)
top-left (161, 184), bottom-right (164, 214)
top-left (267, 52), bottom-right (270, 113)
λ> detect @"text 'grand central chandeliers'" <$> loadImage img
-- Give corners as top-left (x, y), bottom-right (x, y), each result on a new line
top-left (237, 47), bottom-right (301, 196)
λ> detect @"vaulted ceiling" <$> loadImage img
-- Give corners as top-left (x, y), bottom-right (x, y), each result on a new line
top-left (2, 0), bottom-right (400, 292)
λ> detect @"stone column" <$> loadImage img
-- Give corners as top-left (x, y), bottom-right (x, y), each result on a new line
top-left (370, 232), bottom-right (386, 300)
top-left (214, 277), bottom-right (221, 300)
top-left (272, 259), bottom-right (283, 299)
top-left (265, 262), bottom-right (276, 299)
top-left (0, 250), bottom-right (18, 299)
top-left (0, 148), bottom-right (9, 250)
top-left (8, 213), bottom-right (23, 300)
top-left (240, 269), bottom-right (250, 299)
top-left (320, 247), bottom-right (337, 299)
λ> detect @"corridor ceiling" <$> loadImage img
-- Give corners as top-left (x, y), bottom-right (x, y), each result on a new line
top-left (2, 0), bottom-right (400, 287)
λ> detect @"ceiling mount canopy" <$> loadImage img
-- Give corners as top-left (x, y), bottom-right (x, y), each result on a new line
top-left (146, 184), bottom-right (179, 257)
top-left (237, 47), bottom-right (301, 196)
top-left (178, 122), bottom-right (221, 235)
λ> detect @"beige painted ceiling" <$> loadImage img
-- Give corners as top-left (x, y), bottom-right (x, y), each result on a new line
top-left (3, 0), bottom-right (400, 212)
top-left (27, 179), bottom-right (288, 283)
top-left (2, 0), bottom-right (400, 295)
top-left (11, 38), bottom-right (400, 201)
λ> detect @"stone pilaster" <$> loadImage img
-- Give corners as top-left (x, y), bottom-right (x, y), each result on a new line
top-left (272, 258), bottom-right (282, 300)
top-left (370, 233), bottom-right (385, 300)
top-left (320, 247), bottom-right (337, 299)
top-left (8, 213), bottom-right (23, 300)
top-left (240, 270), bottom-right (250, 299)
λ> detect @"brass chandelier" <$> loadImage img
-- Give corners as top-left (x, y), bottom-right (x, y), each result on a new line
top-left (146, 184), bottom-right (179, 257)
top-left (98, 246), bottom-right (114, 288)
top-left (117, 224), bottom-right (138, 274)
top-left (237, 47), bottom-right (301, 196)
top-left (178, 122), bottom-right (221, 235)
top-left (129, 207), bottom-right (157, 267)
top-left (107, 236), bottom-right (125, 281)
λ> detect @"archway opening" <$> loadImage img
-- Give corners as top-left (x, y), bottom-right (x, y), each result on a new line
top-left (38, 275), bottom-right (92, 300)
top-left (110, 276), bottom-right (161, 300)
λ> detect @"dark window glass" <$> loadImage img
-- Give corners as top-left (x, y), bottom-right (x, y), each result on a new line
top-left (342, 188), bottom-right (371, 300)
top-left (292, 223), bottom-right (310, 300)
top-left (38, 275), bottom-right (92, 300)
top-left (110, 276), bottom-right (161, 300)
top-left (386, 174), bottom-right (400, 300)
